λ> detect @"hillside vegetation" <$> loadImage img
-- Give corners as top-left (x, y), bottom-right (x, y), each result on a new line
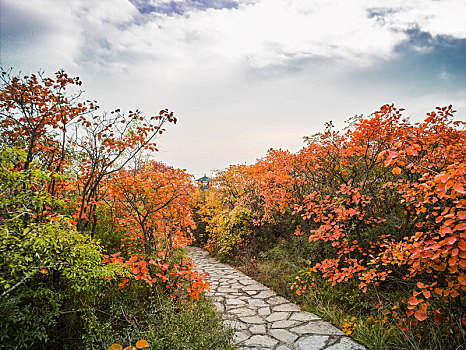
top-left (194, 105), bottom-right (466, 349)
top-left (0, 69), bottom-right (234, 349)
top-left (1, 68), bottom-right (464, 350)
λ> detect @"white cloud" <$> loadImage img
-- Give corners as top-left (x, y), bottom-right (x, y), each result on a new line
top-left (68, 0), bottom-right (406, 70)
top-left (0, 0), bottom-right (82, 69)
top-left (1, 0), bottom-right (465, 177)
top-left (204, 0), bottom-right (405, 67)
top-left (67, 0), bottom-right (466, 71)
top-left (380, 0), bottom-right (466, 38)
top-left (4, 0), bottom-right (465, 73)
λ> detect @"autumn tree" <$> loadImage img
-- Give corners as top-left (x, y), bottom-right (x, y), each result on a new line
top-left (292, 105), bottom-right (465, 344)
top-left (198, 149), bottom-right (298, 257)
top-left (106, 161), bottom-right (195, 255)
top-left (0, 69), bottom-right (92, 174)
top-left (101, 161), bottom-right (209, 300)
top-left (195, 104), bottom-right (465, 346)
top-left (0, 68), bottom-right (228, 349)
top-left (0, 69), bottom-right (177, 236)
top-left (70, 108), bottom-right (177, 234)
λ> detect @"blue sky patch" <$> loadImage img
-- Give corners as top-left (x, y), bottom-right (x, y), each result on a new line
top-left (129, 0), bottom-right (239, 15)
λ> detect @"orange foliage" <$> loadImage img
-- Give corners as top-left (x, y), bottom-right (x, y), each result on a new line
top-left (107, 161), bottom-right (196, 254)
top-left (0, 69), bottom-right (207, 301)
top-left (0, 69), bottom-right (91, 173)
top-left (197, 104), bottom-right (465, 341)
top-left (296, 105), bottom-right (465, 331)
top-left (72, 108), bottom-right (177, 233)
top-left (104, 161), bottom-right (209, 299)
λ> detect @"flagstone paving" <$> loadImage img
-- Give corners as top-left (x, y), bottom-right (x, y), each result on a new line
top-left (188, 247), bottom-right (365, 350)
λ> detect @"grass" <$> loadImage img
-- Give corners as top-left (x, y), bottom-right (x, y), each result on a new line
top-left (97, 286), bottom-right (237, 350)
top-left (226, 235), bottom-right (465, 350)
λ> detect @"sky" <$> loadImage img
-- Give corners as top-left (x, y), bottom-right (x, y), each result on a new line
top-left (1, 0), bottom-right (465, 178)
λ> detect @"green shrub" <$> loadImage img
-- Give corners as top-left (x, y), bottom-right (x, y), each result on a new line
top-left (0, 216), bottom-right (119, 348)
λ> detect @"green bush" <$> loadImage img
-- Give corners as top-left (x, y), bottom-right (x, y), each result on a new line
top-left (0, 216), bottom-right (120, 348)
top-left (102, 292), bottom-right (235, 350)
top-left (62, 277), bottom-right (235, 350)
top-left (0, 147), bottom-right (234, 349)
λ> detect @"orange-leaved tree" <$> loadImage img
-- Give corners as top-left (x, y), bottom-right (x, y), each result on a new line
top-left (0, 69), bottom-right (92, 174)
top-left (71, 108), bottom-right (177, 235)
top-left (195, 104), bottom-right (465, 344)
top-left (292, 105), bottom-right (465, 341)
top-left (0, 69), bottom-right (95, 222)
top-left (107, 161), bottom-right (195, 255)
top-left (197, 149), bottom-right (299, 257)
top-left (0, 69), bottom-right (178, 236)
top-left (104, 160), bottom-right (209, 299)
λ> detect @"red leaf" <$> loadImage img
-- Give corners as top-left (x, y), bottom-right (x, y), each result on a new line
top-left (453, 182), bottom-right (465, 194)
top-left (459, 240), bottom-right (466, 251)
top-left (459, 273), bottom-right (466, 285)
top-left (414, 310), bottom-right (427, 322)
top-left (439, 226), bottom-right (453, 236)
top-left (434, 173), bottom-right (450, 183)
top-left (444, 236), bottom-right (457, 245)
top-left (422, 290), bottom-right (431, 299)
top-left (459, 259), bottom-right (466, 269)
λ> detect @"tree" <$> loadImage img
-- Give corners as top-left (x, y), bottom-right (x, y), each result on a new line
top-left (70, 108), bottom-right (176, 235)
top-left (106, 161), bottom-right (195, 255)
top-left (0, 69), bottom-right (177, 236)
top-left (195, 104), bottom-right (466, 345)
top-left (0, 146), bottom-right (121, 347)
top-left (0, 69), bottom-right (91, 174)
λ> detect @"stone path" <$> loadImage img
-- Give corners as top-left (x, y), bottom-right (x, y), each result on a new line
top-left (188, 247), bottom-right (365, 350)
